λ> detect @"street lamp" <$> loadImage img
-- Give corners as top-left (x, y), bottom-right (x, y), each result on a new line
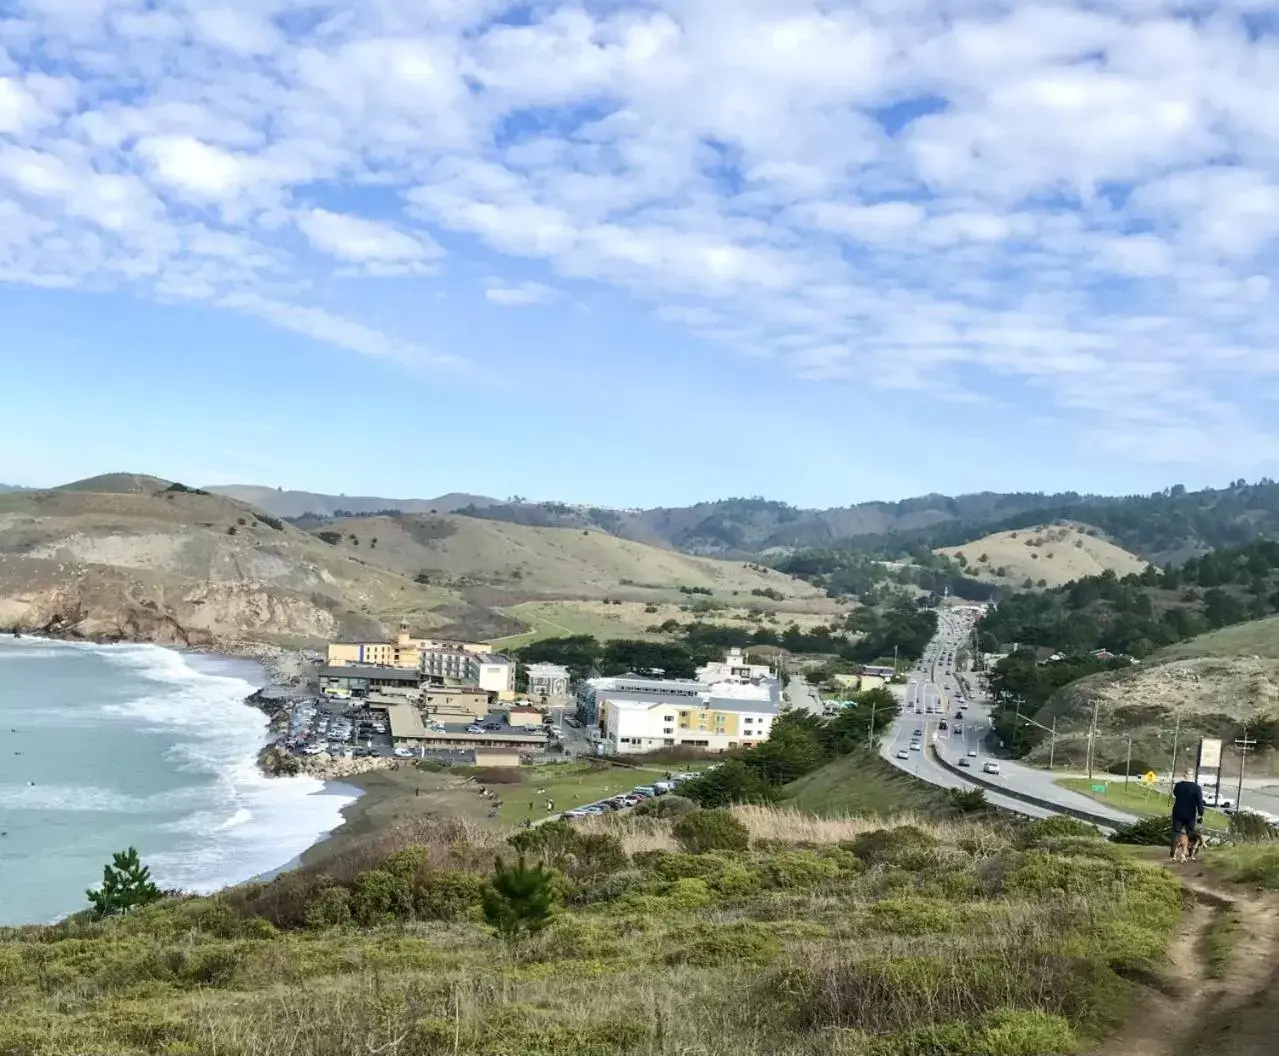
top-left (1020, 714), bottom-right (1058, 770)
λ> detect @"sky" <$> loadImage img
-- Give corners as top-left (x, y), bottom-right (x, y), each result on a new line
top-left (2, 0), bottom-right (1279, 509)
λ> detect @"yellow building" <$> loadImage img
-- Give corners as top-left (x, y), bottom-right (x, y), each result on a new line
top-left (326, 623), bottom-right (498, 673)
top-left (601, 692), bottom-right (779, 754)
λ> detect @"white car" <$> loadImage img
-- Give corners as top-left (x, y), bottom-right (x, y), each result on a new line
top-left (967, 749), bottom-right (978, 757)
top-left (982, 761), bottom-right (1000, 774)
top-left (467, 725), bottom-right (485, 734)
top-left (909, 741), bottom-right (922, 751)
top-left (896, 749), bottom-right (910, 760)
top-left (393, 747), bottom-right (415, 758)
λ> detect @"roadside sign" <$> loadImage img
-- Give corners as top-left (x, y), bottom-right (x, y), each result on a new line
top-left (1198, 738), bottom-right (1223, 769)
top-left (1140, 771), bottom-right (1158, 784)
top-left (1090, 783), bottom-right (1107, 795)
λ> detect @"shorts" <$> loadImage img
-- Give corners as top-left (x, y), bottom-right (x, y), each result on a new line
top-left (1171, 817), bottom-right (1199, 838)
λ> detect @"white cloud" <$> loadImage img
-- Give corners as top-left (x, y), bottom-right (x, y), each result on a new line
top-left (2, 0), bottom-right (1279, 458)
top-left (296, 208), bottom-right (441, 266)
top-left (191, 9), bottom-right (281, 56)
top-left (485, 280), bottom-right (555, 306)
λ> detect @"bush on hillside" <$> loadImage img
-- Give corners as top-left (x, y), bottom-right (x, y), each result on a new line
top-left (1013, 816), bottom-right (1101, 850)
top-left (948, 788), bottom-right (990, 815)
top-left (679, 759), bottom-right (776, 808)
top-left (482, 857), bottom-right (559, 941)
top-left (1229, 811), bottom-right (1279, 843)
top-left (1109, 817), bottom-right (1173, 846)
top-left (305, 886), bottom-right (352, 929)
top-left (633, 794), bottom-right (699, 819)
top-left (848, 826), bottom-right (939, 866)
top-left (673, 809), bottom-right (750, 854)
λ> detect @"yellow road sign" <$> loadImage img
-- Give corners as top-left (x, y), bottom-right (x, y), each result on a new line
top-left (1140, 771), bottom-right (1158, 784)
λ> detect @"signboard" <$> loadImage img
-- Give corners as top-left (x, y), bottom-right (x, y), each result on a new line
top-left (1140, 771), bottom-right (1158, 785)
top-left (1198, 738), bottom-right (1223, 769)
top-left (1090, 783), bottom-right (1107, 795)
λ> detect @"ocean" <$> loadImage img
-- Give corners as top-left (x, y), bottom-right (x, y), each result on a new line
top-left (0, 636), bottom-right (358, 925)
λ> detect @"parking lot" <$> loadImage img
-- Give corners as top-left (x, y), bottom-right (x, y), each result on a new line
top-left (276, 696), bottom-right (397, 760)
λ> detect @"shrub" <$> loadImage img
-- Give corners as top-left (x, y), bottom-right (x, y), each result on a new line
top-left (760, 850), bottom-right (845, 890)
top-left (413, 870), bottom-right (486, 921)
top-left (1109, 816), bottom-right (1172, 846)
top-left (1014, 816), bottom-right (1102, 850)
top-left (1229, 810), bottom-right (1279, 843)
top-left (868, 897), bottom-right (958, 936)
top-left (678, 759), bottom-right (776, 808)
top-left (569, 833), bottom-right (628, 880)
top-left (258, 514), bottom-right (285, 531)
top-left (633, 794), bottom-right (699, 819)
top-left (304, 886), bottom-right (352, 929)
top-left (351, 869), bottom-right (413, 926)
top-left (948, 788), bottom-right (990, 815)
top-left (663, 877), bottom-right (713, 909)
top-left (673, 809), bottom-right (750, 854)
top-left (849, 826), bottom-right (939, 866)
top-left (317, 530), bottom-right (341, 545)
top-left (664, 922), bottom-right (779, 967)
top-left (508, 820), bottom-right (581, 870)
top-left (482, 857), bottom-right (559, 941)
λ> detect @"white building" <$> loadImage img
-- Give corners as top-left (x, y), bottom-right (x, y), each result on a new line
top-left (526, 662), bottom-right (571, 699)
top-left (696, 647), bottom-right (774, 685)
top-left (419, 648), bottom-right (515, 700)
top-left (601, 690), bottom-right (780, 755)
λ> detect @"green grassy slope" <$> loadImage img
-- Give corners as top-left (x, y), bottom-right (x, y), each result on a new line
top-left (0, 806), bottom-right (1183, 1056)
top-left (1153, 616), bottom-right (1279, 660)
top-left (781, 749), bottom-right (959, 817)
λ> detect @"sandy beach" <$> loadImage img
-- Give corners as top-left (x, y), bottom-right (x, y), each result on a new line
top-left (298, 765), bottom-right (499, 869)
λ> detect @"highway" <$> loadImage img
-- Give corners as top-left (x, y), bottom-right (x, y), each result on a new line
top-left (880, 607), bottom-right (1140, 825)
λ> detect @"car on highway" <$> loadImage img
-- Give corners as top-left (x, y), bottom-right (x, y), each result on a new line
top-left (909, 741), bottom-right (921, 751)
top-left (958, 757), bottom-right (971, 767)
top-left (913, 728), bottom-right (923, 737)
top-left (896, 749), bottom-right (909, 760)
top-left (967, 749), bottom-right (978, 757)
top-left (982, 761), bottom-right (1000, 774)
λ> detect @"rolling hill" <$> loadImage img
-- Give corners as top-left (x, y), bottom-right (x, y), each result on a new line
top-left (0, 476), bottom-right (823, 650)
top-left (939, 524), bottom-right (1149, 589)
top-left (205, 485), bottom-right (496, 519)
top-left (0, 478), bottom-right (480, 648)
top-left (304, 513), bottom-right (821, 601)
top-left (198, 477), bottom-right (1279, 562)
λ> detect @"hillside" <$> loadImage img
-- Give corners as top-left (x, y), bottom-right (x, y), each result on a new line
top-left (306, 513), bottom-right (821, 601)
top-left (201, 476), bottom-right (1279, 561)
top-left (0, 803), bottom-right (1192, 1056)
top-left (939, 524), bottom-right (1149, 589)
top-left (206, 485), bottom-right (495, 519)
top-left (0, 483), bottom-right (480, 648)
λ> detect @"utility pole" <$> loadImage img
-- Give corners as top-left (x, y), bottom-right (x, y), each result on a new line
top-left (1235, 725), bottom-right (1257, 810)
top-left (1167, 714), bottom-right (1181, 806)
top-left (1125, 737), bottom-right (1133, 787)
top-left (867, 695), bottom-right (878, 749)
top-left (1085, 697), bottom-right (1100, 781)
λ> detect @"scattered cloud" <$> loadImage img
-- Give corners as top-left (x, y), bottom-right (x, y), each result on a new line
top-left (484, 280), bottom-right (556, 306)
top-left (1, 2), bottom-right (1279, 457)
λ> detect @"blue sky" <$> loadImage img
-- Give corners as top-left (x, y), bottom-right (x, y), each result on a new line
top-left (3, 0), bottom-right (1279, 509)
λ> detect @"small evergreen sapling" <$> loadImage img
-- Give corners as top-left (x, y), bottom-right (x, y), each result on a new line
top-left (86, 847), bottom-right (162, 918)
top-left (482, 855), bottom-right (558, 941)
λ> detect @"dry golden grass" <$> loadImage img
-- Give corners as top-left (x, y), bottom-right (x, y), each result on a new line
top-left (938, 523), bottom-right (1148, 589)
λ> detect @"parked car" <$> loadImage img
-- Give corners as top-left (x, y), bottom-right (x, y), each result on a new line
top-left (393, 747), bottom-right (415, 758)
top-left (909, 741), bottom-right (922, 751)
top-left (634, 785), bottom-right (657, 796)
top-left (896, 749), bottom-right (910, 760)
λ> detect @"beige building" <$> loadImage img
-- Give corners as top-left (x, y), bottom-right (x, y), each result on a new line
top-left (526, 662), bottom-right (571, 700)
top-left (326, 623), bottom-right (495, 671)
top-left (505, 706), bottom-right (544, 729)
top-left (380, 703), bottom-right (547, 753)
top-left (601, 692), bottom-right (780, 755)
top-left (420, 686), bottom-right (493, 722)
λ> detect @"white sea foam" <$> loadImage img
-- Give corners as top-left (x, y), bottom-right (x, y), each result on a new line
top-left (0, 637), bottom-right (357, 904)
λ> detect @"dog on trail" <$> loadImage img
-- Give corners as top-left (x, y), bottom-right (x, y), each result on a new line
top-left (1172, 832), bottom-right (1205, 863)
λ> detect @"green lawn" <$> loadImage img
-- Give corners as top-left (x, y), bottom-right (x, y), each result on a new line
top-left (493, 759), bottom-right (701, 825)
top-left (1205, 844), bottom-right (1279, 889)
top-left (1056, 777), bottom-right (1229, 827)
top-left (782, 750), bottom-right (958, 817)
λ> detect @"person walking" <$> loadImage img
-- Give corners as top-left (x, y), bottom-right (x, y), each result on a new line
top-left (1170, 768), bottom-right (1205, 860)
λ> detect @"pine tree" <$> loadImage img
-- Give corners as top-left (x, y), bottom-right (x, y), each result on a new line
top-left (86, 847), bottom-right (162, 919)
top-left (481, 856), bottom-right (558, 941)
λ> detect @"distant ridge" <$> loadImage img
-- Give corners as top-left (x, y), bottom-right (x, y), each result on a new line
top-left (55, 473), bottom-right (171, 494)
top-left (204, 485), bottom-right (498, 519)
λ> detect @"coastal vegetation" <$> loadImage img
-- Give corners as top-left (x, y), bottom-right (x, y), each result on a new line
top-left (0, 806), bottom-right (1188, 1056)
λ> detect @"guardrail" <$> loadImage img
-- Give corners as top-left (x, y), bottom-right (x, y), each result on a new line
top-left (927, 743), bottom-right (1128, 830)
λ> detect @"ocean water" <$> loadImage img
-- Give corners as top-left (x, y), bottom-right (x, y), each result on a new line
top-left (0, 636), bottom-right (357, 925)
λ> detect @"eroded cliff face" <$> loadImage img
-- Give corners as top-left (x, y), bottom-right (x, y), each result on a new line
top-left (0, 567), bottom-right (352, 647)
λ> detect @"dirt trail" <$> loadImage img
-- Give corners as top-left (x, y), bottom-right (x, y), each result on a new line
top-left (1093, 862), bottom-right (1279, 1056)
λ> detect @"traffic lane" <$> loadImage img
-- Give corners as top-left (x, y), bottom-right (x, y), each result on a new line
top-left (931, 727), bottom-right (1138, 825)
